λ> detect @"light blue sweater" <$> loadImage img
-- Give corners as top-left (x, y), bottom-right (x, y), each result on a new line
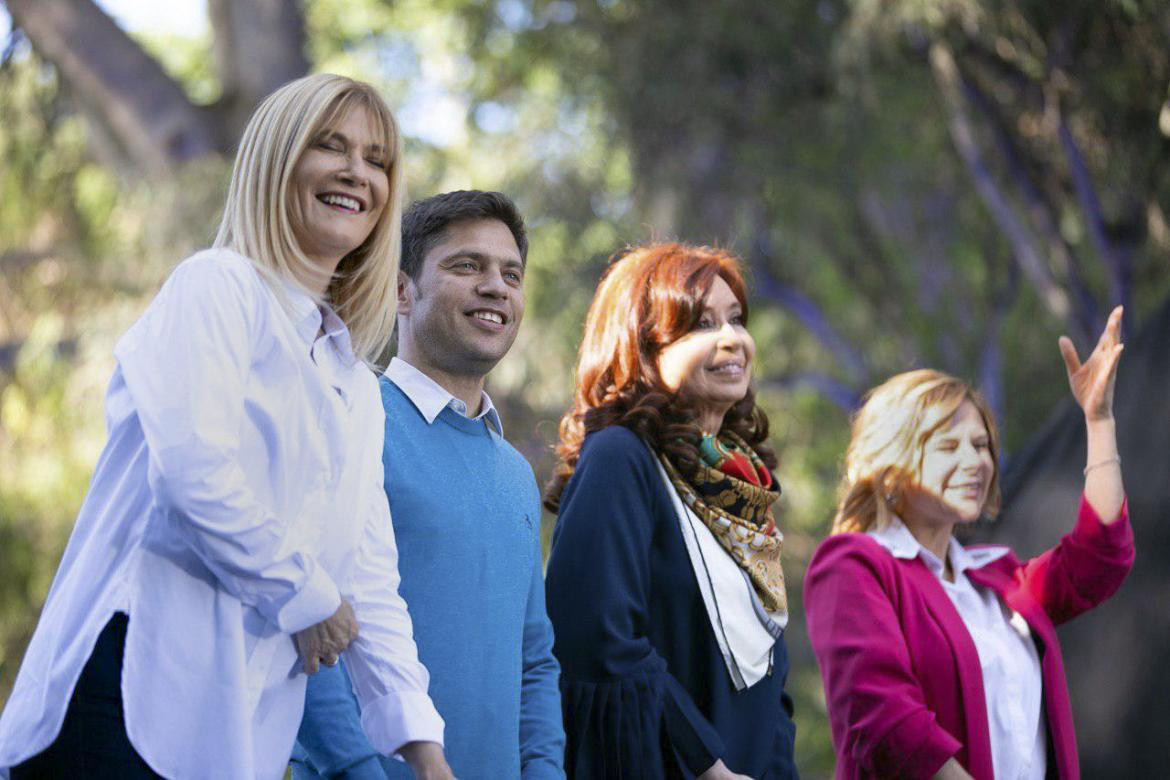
top-left (292, 377), bottom-right (564, 779)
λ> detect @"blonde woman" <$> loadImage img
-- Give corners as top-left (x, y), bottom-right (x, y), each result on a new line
top-left (804, 308), bottom-right (1133, 780)
top-left (0, 75), bottom-right (453, 779)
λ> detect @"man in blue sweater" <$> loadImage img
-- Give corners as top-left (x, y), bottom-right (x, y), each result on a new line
top-left (292, 191), bottom-right (564, 779)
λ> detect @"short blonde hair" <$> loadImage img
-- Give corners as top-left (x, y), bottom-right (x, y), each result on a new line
top-left (214, 73), bottom-right (404, 365)
top-left (831, 369), bottom-right (1002, 534)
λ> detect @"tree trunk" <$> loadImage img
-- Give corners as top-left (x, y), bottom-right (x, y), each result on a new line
top-left (929, 43), bottom-right (1078, 337)
top-left (5, 0), bottom-right (311, 175)
top-left (208, 0), bottom-right (309, 142)
top-left (5, 0), bottom-right (224, 174)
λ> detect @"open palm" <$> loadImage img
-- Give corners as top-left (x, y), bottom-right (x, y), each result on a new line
top-left (1058, 305), bottom-right (1124, 422)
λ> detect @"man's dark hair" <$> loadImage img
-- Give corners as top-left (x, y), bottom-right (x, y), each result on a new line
top-left (400, 190), bottom-right (528, 281)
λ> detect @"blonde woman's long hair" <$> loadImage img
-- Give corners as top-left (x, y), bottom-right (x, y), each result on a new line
top-left (831, 369), bottom-right (1002, 534)
top-left (214, 73), bottom-right (404, 366)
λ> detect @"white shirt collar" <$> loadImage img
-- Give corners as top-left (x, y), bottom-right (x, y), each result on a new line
top-left (867, 516), bottom-right (1009, 579)
top-left (385, 357), bottom-right (503, 434)
top-left (276, 276), bottom-right (356, 361)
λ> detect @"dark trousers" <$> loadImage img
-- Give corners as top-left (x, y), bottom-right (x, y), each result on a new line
top-left (11, 612), bottom-right (163, 779)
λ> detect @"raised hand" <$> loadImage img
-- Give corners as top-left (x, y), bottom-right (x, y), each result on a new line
top-left (1058, 305), bottom-right (1124, 422)
top-left (293, 600), bottom-right (359, 675)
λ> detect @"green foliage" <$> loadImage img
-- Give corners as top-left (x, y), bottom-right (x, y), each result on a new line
top-left (3, 1), bottom-right (1169, 773)
top-left (0, 43), bottom-right (229, 707)
top-left (135, 32), bottom-right (220, 105)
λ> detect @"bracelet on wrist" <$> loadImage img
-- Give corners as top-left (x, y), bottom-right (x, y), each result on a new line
top-left (1084, 455), bottom-right (1121, 476)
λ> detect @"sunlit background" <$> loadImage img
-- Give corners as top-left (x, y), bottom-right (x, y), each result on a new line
top-left (2, 1), bottom-right (1169, 775)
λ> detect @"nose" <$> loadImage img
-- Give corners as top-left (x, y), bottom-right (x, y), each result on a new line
top-left (716, 321), bottom-right (743, 348)
top-left (958, 442), bottom-right (985, 471)
top-left (476, 266), bottom-right (509, 298)
top-left (337, 151), bottom-right (369, 188)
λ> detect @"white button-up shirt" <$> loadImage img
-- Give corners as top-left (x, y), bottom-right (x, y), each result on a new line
top-left (0, 250), bottom-right (442, 779)
top-left (868, 519), bottom-right (1047, 780)
top-left (384, 357), bottom-right (502, 434)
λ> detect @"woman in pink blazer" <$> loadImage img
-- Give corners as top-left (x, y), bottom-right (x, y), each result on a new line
top-left (805, 307), bottom-right (1133, 780)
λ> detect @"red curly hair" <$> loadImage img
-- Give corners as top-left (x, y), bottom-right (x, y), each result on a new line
top-left (544, 242), bottom-right (775, 512)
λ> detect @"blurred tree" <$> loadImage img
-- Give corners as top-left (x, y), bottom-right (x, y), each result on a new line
top-left (2, 1), bottom-right (1169, 775)
top-left (449, 0), bottom-right (1170, 421)
top-left (2, 0), bottom-right (308, 174)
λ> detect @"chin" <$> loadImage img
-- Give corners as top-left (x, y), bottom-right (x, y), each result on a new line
top-left (954, 506), bottom-right (983, 524)
top-left (708, 389), bottom-right (749, 408)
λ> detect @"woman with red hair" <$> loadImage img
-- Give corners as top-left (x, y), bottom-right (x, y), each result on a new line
top-left (544, 243), bottom-right (798, 779)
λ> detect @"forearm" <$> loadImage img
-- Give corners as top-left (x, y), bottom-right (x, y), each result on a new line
top-left (1083, 416), bottom-right (1124, 524)
top-left (398, 741), bottom-right (453, 780)
top-left (519, 539), bottom-right (567, 776)
top-left (519, 648), bottom-right (566, 774)
top-left (345, 494), bottom-right (444, 754)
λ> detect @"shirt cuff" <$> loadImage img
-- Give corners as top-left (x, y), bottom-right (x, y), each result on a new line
top-left (272, 563), bottom-right (342, 634)
top-left (874, 711), bottom-right (962, 779)
top-left (359, 690), bottom-right (445, 757)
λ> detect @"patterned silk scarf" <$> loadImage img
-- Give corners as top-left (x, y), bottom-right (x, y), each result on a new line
top-left (659, 431), bottom-right (788, 617)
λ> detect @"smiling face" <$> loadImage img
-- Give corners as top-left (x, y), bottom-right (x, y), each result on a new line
top-left (397, 217), bottom-right (525, 381)
top-left (903, 400), bottom-right (996, 532)
top-left (656, 275), bottom-right (755, 433)
top-left (289, 105), bottom-right (389, 277)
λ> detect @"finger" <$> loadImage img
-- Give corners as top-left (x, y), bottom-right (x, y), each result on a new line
top-left (321, 655), bottom-right (338, 668)
top-left (304, 655), bottom-right (320, 675)
top-left (1058, 336), bottom-right (1081, 377)
top-left (1107, 342), bottom-right (1125, 378)
top-left (1099, 304), bottom-right (1118, 348)
top-left (334, 624), bottom-right (357, 651)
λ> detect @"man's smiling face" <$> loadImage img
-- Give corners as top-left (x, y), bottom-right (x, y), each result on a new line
top-left (397, 218), bottom-right (525, 378)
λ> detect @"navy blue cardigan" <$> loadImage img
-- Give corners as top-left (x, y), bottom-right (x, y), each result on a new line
top-left (545, 426), bottom-right (798, 779)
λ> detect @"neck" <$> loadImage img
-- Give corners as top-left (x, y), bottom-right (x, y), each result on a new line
top-left (696, 406), bottom-right (730, 437)
top-left (302, 255), bottom-right (341, 298)
top-left (396, 347), bottom-right (488, 416)
top-left (900, 516), bottom-right (954, 566)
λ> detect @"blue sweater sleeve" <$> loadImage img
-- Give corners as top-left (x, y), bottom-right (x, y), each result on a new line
top-left (519, 502), bottom-right (567, 779)
top-left (545, 427), bottom-right (725, 778)
top-left (294, 660), bottom-right (388, 779)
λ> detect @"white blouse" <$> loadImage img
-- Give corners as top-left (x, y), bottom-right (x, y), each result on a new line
top-left (869, 518), bottom-right (1047, 780)
top-left (0, 250), bottom-right (442, 779)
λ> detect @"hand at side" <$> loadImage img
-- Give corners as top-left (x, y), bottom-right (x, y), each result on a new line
top-left (399, 741), bottom-right (456, 780)
top-left (698, 758), bottom-right (754, 780)
top-left (292, 600), bottom-right (359, 675)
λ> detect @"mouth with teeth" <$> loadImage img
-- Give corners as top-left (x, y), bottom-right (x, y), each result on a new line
top-left (469, 309), bottom-right (507, 329)
top-left (707, 361), bottom-right (746, 378)
top-left (947, 481), bottom-right (984, 497)
top-left (317, 192), bottom-right (366, 213)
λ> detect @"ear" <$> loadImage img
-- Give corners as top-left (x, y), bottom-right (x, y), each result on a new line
top-left (397, 270), bottom-right (413, 316)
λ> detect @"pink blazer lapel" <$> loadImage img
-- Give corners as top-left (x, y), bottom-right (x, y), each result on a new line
top-left (902, 558), bottom-right (996, 780)
top-left (966, 562), bottom-right (1079, 780)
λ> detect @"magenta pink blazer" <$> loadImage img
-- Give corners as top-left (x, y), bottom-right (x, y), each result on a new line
top-left (805, 497), bottom-right (1134, 780)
